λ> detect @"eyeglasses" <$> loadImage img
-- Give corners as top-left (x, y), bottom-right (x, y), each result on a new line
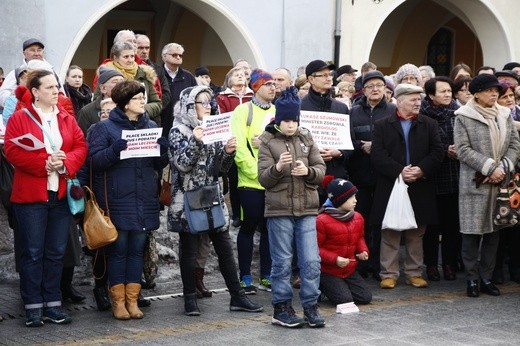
top-left (166, 53), bottom-right (183, 58)
top-left (364, 83), bottom-right (385, 90)
top-left (262, 82), bottom-right (276, 88)
top-left (195, 101), bottom-right (212, 108)
top-left (98, 109), bottom-right (113, 117)
top-left (312, 72), bottom-right (334, 78)
top-left (131, 96), bottom-right (145, 101)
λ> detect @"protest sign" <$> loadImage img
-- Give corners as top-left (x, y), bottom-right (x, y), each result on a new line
top-left (120, 128), bottom-right (162, 159)
top-left (201, 112), bottom-right (232, 144)
top-left (300, 111), bottom-right (353, 150)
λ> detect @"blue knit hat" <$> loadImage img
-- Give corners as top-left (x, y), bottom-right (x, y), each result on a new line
top-left (275, 86), bottom-right (300, 125)
top-left (327, 178), bottom-right (358, 208)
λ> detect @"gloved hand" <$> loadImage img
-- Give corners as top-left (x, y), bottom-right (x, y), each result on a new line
top-left (112, 139), bottom-right (128, 154)
top-left (157, 137), bottom-right (169, 155)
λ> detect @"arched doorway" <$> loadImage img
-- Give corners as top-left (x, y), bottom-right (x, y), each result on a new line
top-left (366, 0), bottom-right (509, 76)
top-left (62, 0), bottom-right (262, 86)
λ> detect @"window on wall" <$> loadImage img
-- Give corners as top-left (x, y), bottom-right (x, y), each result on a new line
top-left (427, 28), bottom-right (453, 77)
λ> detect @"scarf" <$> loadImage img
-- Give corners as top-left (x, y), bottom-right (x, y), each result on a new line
top-left (106, 60), bottom-right (138, 80)
top-left (319, 206), bottom-right (355, 222)
top-left (64, 83), bottom-right (92, 115)
top-left (468, 98), bottom-right (502, 161)
top-left (396, 109), bottom-right (417, 121)
top-left (251, 95), bottom-right (271, 110)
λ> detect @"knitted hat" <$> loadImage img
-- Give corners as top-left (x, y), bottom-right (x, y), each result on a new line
top-left (362, 70), bottom-right (385, 86)
top-left (327, 179), bottom-right (358, 208)
top-left (384, 76), bottom-right (395, 92)
top-left (98, 67), bottom-right (124, 85)
top-left (395, 63), bottom-right (422, 84)
top-left (275, 86), bottom-right (300, 125)
top-left (26, 59), bottom-right (53, 72)
top-left (250, 68), bottom-right (273, 93)
top-left (468, 74), bottom-right (501, 94)
top-left (195, 66), bottom-right (210, 77)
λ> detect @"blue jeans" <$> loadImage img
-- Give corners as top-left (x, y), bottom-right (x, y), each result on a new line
top-left (13, 191), bottom-right (71, 309)
top-left (107, 230), bottom-right (147, 286)
top-left (267, 216), bottom-right (321, 308)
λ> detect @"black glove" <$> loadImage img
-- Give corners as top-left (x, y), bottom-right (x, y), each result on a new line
top-left (112, 139), bottom-right (128, 154)
top-left (157, 137), bottom-right (169, 155)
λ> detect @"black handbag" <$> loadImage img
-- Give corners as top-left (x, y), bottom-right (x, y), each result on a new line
top-left (184, 184), bottom-right (226, 234)
top-left (493, 159), bottom-right (520, 230)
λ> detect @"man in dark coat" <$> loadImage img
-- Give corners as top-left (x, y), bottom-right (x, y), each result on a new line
top-left (159, 43), bottom-right (197, 137)
top-left (349, 70), bottom-right (396, 278)
top-left (301, 59), bottom-right (350, 203)
top-left (370, 84), bottom-right (443, 290)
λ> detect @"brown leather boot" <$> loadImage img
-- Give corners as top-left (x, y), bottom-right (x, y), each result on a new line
top-left (195, 268), bottom-right (212, 298)
top-left (110, 284), bottom-right (130, 320)
top-left (125, 283), bottom-right (144, 319)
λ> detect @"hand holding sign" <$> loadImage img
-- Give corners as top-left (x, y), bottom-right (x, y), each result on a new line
top-left (225, 136), bottom-right (237, 154)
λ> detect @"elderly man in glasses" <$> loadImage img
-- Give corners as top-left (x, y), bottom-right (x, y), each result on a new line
top-left (301, 59), bottom-right (350, 204)
top-left (160, 43), bottom-right (197, 137)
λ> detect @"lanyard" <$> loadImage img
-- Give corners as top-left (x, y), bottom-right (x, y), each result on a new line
top-left (23, 109), bottom-right (57, 152)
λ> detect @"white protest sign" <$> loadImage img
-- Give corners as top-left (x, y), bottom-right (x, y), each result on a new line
top-left (120, 128), bottom-right (162, 159)
top-left (201, 112), bottom-right (232, 144)
top-left (299, 111), bottom-right (353, 150)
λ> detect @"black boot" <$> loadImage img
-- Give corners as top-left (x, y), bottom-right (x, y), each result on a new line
top-left (230, 291), bottom-right (263, 312)
top-left (61, 267), bottom-right (85, 303)
top-left (93, 286), bottom-right (111, 311)
top-left (184, 293), bottom-right (200, 316)
top-left (195, 268), bottom-right (212, 298)
top-left (480, 279), bottom-right (500, 296)
top-left (466, 280), bottom-right (479, 298)
top-left (138, 291), bottom-right (151, 307)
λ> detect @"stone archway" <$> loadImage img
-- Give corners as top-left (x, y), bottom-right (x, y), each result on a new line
top-left (59, 0), bottom-right (262, 80)
top-left (364, 0), bottom-right (511, 75)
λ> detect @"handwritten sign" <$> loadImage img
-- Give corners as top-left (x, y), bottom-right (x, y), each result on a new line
top-left (300, 111), bottom-right (353, 150)
top-left (120, 128), bottom-right (162, 159)
top-left (201, 112), bottom-right (232, 144)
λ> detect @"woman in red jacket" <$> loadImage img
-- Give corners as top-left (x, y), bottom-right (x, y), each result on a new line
top-left (316, 179), bottom-right (372, 305)
top-left (4, 69), bottom-right (87, 327)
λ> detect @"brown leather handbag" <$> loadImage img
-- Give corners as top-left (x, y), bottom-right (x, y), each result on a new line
top-left (83, 172), bottom-right (118, 250)
top-left (159, 166), bottom-right (172, 206)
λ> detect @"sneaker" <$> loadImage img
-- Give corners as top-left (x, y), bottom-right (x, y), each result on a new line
top-left (303, 304), bottom-right (325, 328)
top-left (272, 302), bottom-right (305, 328)
top-left (240, 275), bottom-right (257, 295)
top-left (42, 306), bottom-right (72, 325)
top-left (25, 308), bottom-right (44, 327)
top-left (258, 276), bottom-right (272, 292)
top-left (230, 294), bottom-right (263, 312)
top-left (380, 277), bottom-right (397, 289)
top-left (406, 276), bottom-right (428, 288)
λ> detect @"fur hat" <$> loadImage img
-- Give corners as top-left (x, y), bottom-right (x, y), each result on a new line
top-left (395, 63), bottom-right (422, 84)
top-left (98, 67), bottom-right (123, 85)
top-left (469, 74), bottom-right (501, 94)
top-left (250, 68), bottom-right (273, 93)
top-left (327, 179), bottom-right (358, 208)
top-left (275, 86), bottom-right (300, 125)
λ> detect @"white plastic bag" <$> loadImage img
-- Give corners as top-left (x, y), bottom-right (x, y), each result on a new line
top-left (381, 174), bottom-right (417, 231)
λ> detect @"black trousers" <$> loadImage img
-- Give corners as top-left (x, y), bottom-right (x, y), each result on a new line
top-left (179, 230), bottom-right (242, 296)
top-left (320, 271), bottom-right (372, 305)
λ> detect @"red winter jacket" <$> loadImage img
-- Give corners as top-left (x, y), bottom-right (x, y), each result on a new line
top-left (4, 86), bottom-right (87, 203)
top-left (316, 211), bottom-right (369, 278)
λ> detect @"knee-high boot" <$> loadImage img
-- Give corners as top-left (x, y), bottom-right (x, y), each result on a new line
top-left (125, 283), bottom-right (144, 319)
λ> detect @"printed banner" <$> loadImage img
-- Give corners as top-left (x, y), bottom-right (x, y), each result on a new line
top-left (201, 112), bottom-right (232, 144)
top-left (300, 111), bottom-right (353, 150)
top-left (120, 128), bottom-right (162, 159)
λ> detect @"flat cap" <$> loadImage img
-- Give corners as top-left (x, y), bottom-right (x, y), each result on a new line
top-left (394, 83), bottom-right (423, 98)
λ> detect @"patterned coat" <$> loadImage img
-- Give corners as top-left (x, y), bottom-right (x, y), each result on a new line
top-left (167, 86), bottom-right (234, 233)
top-left (454, 99), bottom-right (520, 235)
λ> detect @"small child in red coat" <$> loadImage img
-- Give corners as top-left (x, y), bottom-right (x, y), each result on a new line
top-left (317, 179), bottom-right (372, 305)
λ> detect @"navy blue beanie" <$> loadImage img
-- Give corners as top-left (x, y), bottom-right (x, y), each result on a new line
top-left (275, 86), bottom-right (301, 125)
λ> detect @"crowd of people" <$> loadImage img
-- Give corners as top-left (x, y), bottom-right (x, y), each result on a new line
top-left (1, 30), bottom-right (520, 329)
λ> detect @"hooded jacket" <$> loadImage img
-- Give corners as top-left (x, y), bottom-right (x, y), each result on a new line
top-left (258, 123), bottom-right (325, 217)
top-left (167, 85), bottom-right (234, 233)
